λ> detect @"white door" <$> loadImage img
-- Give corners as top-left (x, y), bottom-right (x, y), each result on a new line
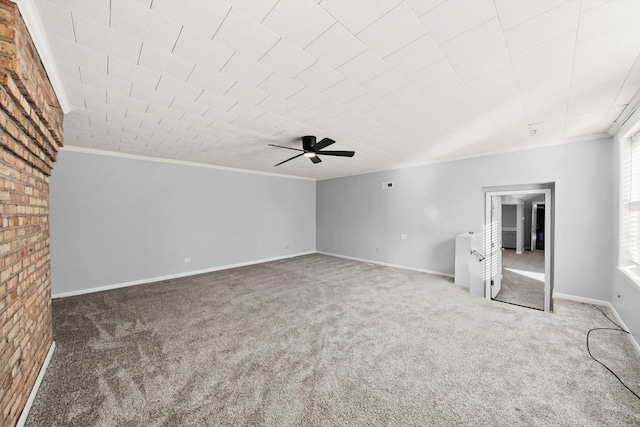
top-left (531, 203), bottom-right (537, 252)
top-left (490, 196), bottom-right (502, 298)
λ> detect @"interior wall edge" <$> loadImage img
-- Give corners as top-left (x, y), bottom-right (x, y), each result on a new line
top-left (610, 131), bottom-right (640, 356)
top-left (555, 293), bottom-right (640, 356)
top-left (316, 251), bottom-right (454, 278)
top-left (51, 251), bottom-right (316, 299)
top-left (316, 134), bottom-right (612, 183)
top-left (552, 292), bottom-right (610, 307)
top-left (0, 0), bottom-right (63, 423)
top-left (50, 150), bottom-right (316, 295)
top-left (15, 342), bottom-right (56, 427)
top-left (317, 138), bottom-right (612, 303)
top-left (13, 0), bottom-right (71, 112)
top-left (60, 145), bottom-right (316, 182)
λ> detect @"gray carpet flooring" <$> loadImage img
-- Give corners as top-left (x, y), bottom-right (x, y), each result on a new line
top-left (495, 249), bottom-right (545, 310)
top-left (27, 254), bottom-right (640, 426)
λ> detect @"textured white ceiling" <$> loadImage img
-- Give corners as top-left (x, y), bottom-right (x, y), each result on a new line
top-left (27, 0), bottom-right (640, 179)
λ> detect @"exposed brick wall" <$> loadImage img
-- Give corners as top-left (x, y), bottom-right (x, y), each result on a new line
top-left (0, 0), bottom-right (62, 425)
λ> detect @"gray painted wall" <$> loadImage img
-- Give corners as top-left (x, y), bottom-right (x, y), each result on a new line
top-left (50, 150), bottom-right (316, 295)
top-left (317, 138), bottom-right (614, 301)
top-left (502, 205), bottom-right (517, 227)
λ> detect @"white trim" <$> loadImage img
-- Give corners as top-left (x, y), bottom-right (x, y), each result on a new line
top-left (616, 266), bottom-right (640, 293)
top-left (616, 95), bottom-right (640, 139)
top-left (16, 341), bottom-right (55, 427)
top-left (485, 189), bottom-right (553, 312)
top-left (318, 134), bottom-right (611, 181)
top-left (60, 146), bottom-right (316, 181)
top-left (67, 127), bottom-right (610, 185)
top-left (317, 251), bottom-right (454, 278)
top-left (553, 293), bottom-right (610, 307)
top-left (554, 293), bottom-right (640, 356)
top-left (607, 303), bottom-right (640, 356)
top-left (608, 87), bottom-right (640, 136)
top-left (13, 0), bottom-right (70, 113)
top-left (52, 252), bottom-right (315, 299)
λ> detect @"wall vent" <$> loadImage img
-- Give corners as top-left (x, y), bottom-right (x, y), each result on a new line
top-left (381, 182), bottom-right (394, 189)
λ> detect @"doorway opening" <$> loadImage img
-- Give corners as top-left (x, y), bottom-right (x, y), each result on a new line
top-left (484, 188), bottom-right (553, 312)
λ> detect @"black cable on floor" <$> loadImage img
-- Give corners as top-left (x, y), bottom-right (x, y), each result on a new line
top-left (592, 304), bottom-right (625, 331)
top-left (587, 305), bottom-right (640, 401)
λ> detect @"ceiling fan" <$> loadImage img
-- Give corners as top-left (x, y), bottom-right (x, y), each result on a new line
top-left (268, 136), bottom-right (355, 166)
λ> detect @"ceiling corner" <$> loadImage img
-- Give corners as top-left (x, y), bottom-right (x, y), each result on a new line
top-left (14, 0), bottom-right (72, 114)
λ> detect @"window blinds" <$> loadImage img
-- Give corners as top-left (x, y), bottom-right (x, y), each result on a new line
top-left (626, 133), bottom-right (640, 265)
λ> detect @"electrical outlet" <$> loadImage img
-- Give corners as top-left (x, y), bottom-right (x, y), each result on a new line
top-left (184, 258), bottom-right (191, 263)
top-left (375, 247), bottom-right (379, 253)
top-left (401, 234), bottom-right (407, 240)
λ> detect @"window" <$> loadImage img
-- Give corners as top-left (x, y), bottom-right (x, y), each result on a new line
top-left (619, 130), bottom-right (640, 288)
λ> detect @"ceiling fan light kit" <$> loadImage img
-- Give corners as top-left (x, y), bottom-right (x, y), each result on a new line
top-left (268, 135), bottom-right (355, 167)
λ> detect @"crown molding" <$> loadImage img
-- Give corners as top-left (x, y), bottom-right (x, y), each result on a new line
top-left (608, 87), bottom-right (640, 137)
top-left (319, 132), bottom-right (612, 181)
top-left (60, 145), bottom-right (317, 181)
top-left (14, 0), bottom-right (71, 113)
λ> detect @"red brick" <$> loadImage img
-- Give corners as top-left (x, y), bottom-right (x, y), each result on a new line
top-left (0, 1), bottom-right (60, 426)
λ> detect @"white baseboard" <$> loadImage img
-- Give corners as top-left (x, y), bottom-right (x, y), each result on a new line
top-left (554, 293), bottom-right (640, 356)
top-left (606, 303), bottom-right (640, 356)
top-left (317, 251), bottom-right (454, 278)
top-left (52, 252), bottom-right (315, 299)
top-left (553, 293), bottom-right (610, 307)
top-left (17, 341), bottom-right (55, 427)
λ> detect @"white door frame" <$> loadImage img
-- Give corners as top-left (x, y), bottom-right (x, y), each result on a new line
top-left (489, 195), bottom-right (503, 298)
top-left (484, 189), bottom-right (552, 312)
top-left (531, 203), bottom-right (538, 252)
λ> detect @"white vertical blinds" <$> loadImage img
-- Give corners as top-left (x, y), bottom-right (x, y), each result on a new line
top-left (622, 132), bottom-right (640, 268)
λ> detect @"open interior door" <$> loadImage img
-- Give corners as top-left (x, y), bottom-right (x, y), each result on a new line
top-left (485, 189), bottom-right (552, 311)
top-left (490, 195), bottom-right (502, 298)
top-left (531, 203), bottom-right (537, 252)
